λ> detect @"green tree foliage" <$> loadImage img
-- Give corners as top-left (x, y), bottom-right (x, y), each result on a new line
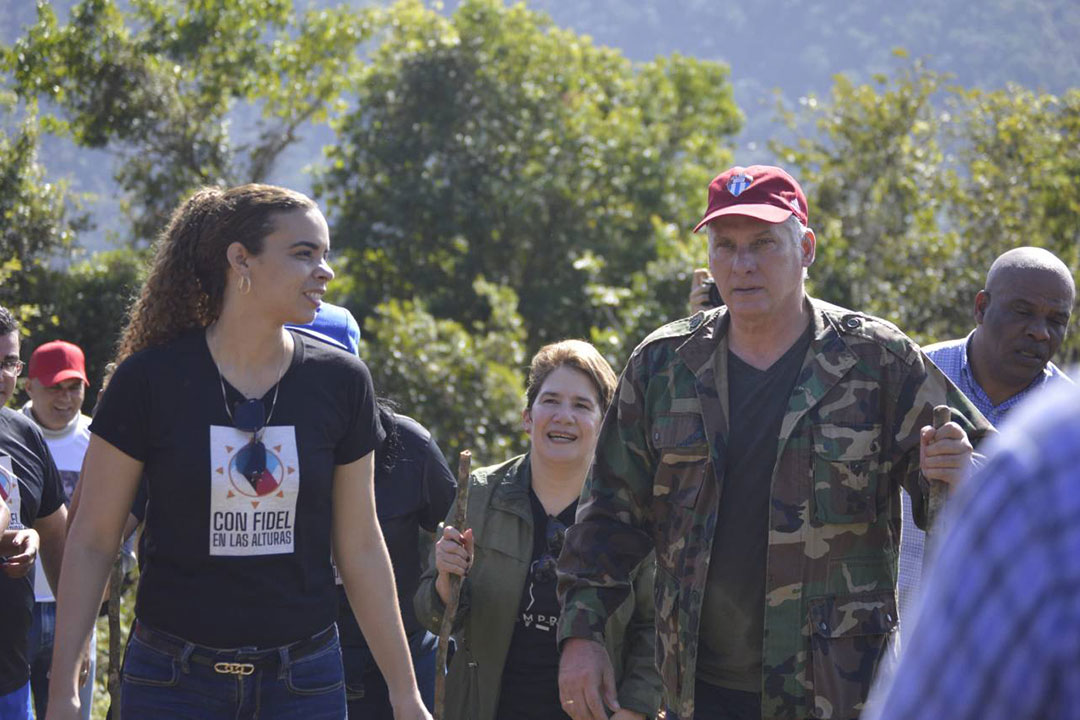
top-left (5, 0), bottom-right (371, 242)
top-left (21, 249), bottom-right (147, 410)
top-left (360, 278), bottom-right (528, 464)
top-left (318, 0), bottom-right (740, 357)
top-left (0, 100), bottom-right (86, 318)
top-left (774, 59), bottom-right (1080, 361)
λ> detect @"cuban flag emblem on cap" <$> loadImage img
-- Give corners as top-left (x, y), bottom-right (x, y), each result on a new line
top-left (726, 173), bottom-right (753, 197)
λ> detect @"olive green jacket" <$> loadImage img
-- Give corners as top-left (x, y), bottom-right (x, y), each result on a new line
top-left (415, 454), bottom-right (661, 720)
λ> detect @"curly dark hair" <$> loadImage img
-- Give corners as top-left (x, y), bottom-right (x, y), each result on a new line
top-left (112, 184), bottom-right (315, 368)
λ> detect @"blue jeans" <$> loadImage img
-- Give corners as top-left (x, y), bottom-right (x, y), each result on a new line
top-left (28, 601), bottom-right (95, 720)
top-left (0, 681), bottom-right (33, 720)
top-left (120, 621), bottom-right (346, 720)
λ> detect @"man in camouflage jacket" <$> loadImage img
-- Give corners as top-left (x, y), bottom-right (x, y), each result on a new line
top-left (556, 165), bottom-right (991, 720)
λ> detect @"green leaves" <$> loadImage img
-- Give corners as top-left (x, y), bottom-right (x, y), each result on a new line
top-left (0, 101), bottom-right (87, 309)
top-left (5, 0), bottom-right (372, 243)
top-left (360, 278), bottom-right (528, 462)
top-left (318, 0), bottom-right (740, 360)
top-left (773, 60), bottom-right (1080, 361)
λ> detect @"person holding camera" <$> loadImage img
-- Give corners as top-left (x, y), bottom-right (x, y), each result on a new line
top-left (689, 268), bottom-right (724, 314)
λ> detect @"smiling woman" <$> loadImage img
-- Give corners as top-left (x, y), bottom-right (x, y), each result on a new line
top-left (44, 185), bottom-right (431, 720)
top-left (415, 340), bottom-right (662, 720)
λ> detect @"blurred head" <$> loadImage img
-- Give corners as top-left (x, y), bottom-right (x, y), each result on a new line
top-left (0, 307), bottom-right (21, 408)
top-left (114, 184), bottom-right (322, 367)
top-left (971, 247), bottom-right (1075, 400)
top-left (523, 340), bottom-right (617, 467)
top-left (27, 340), bottom-right (89, 430)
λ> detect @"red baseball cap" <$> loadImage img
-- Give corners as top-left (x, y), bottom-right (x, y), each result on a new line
top-left (693, 165), bottom-right (809, 233)
top-left (28, 340), bottom-right (89, 387)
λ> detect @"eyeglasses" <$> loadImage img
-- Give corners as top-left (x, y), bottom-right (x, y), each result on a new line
top-left (0, 358), bottom-right (23, 377)
top-left (531, 515), bottom-right (568, 584)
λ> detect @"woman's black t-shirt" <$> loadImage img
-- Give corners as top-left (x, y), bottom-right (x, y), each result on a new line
top-left (495, 490), bottom-right (578, 720)
top-left (91, 329), bottom-right (383, 648)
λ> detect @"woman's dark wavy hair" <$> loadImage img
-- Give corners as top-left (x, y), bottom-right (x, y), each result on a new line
top-left (112, 184), bottom-right (315, 369)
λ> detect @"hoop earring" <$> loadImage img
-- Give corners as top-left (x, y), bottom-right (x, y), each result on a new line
top-left (238, 275), bottom-right (252, 295)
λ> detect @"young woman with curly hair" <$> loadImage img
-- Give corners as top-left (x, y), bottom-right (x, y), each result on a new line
top-left (45, 185), bottom-right (430, 720)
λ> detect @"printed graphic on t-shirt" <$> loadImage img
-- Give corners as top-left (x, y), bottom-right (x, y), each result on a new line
top-left (520, 564), bottom-right (560, 633)
top-left (0, 455), bottom-right (23, 529)
top-left (209, 425), bottom-right (300, 556)
top-left (58, 470), bottom-right (80, 504)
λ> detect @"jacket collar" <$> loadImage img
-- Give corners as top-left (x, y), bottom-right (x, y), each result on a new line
top-left (778, 297), bottom-right (859, 441)
top-left (674, 296), bottom-right (859, 450)
top-left (490, 453), bottom-right (533, 522)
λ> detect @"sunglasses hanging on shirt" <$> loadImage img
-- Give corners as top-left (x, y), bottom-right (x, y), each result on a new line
top-left (531, 515), bottom-right (568, 584)
top-left (217, 369), bottom-right (284, 490)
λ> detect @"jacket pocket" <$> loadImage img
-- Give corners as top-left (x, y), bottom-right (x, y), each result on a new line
top-left (811, 424), bottom-right (882, 524)
top-left (806, 590), bottom-right (897, 720)
top-left (121, 635), bottom-right (179, 688)
top-left (651, 413), bottom-right (709, 508)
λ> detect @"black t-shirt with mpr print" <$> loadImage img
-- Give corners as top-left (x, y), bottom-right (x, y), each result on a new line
top-left (496, 489), bottom-right (578, 720)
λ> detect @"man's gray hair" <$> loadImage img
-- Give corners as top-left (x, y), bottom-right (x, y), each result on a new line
top-left (779, 215), bottom-right (810, 247)
top-left (705, 215), bottom-right (809, 246)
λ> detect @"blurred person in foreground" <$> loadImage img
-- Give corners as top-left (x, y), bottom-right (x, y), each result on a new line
top-left (0, 307), bottom-right (71, 720)
top-left (556, 165), bottom-right (991, 720)
top-left (416, 340), bottom-right (661, 720)
top-left (45, 185), bottom-right (429, 720)
top-left (896, 246), bottom-right (1075, 618)
top-left (865, 377), bottom-right (1080, 720)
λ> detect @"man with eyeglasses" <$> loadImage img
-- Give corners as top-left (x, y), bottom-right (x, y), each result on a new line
top-left (0, 306), bottom-right (70, 720)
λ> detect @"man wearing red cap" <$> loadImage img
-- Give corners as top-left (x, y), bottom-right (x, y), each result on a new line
top-left (22, 340), bottom-right (96, 719)
top-left (557, 166), bottom-right (992, 720)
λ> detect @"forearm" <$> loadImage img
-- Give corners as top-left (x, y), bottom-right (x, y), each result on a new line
top-left (49, 537), bottom-right (116, 702)
top-left (617, 558), bottom-right (660, 713)
top-left (36, 508), bottom-right (68, 595)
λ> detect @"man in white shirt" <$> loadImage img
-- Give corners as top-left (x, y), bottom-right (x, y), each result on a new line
top-left (22, 340), bottom-right (93, 720)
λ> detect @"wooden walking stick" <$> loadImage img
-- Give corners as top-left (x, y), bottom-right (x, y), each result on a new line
top-left (924, 405), bottom-right (952, 541)
top-left (108, 553), bottom-right (125, 719)
top-left (434, 450), bottom-right (472, 720)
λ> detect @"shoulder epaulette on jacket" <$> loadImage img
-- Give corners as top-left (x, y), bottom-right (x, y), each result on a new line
top-left (631, 306), bottom-right (724, 358)
top-left (818, 301), bottom-right (920, 365)
top-left (469, 455), bottom-right (524, 489)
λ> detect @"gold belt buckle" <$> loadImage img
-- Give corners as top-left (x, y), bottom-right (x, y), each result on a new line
top-left (214, 662), bottom-right (255, 675)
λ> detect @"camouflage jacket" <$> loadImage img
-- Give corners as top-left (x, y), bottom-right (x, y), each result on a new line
top-left (557, 297), bottom-right (991, 720)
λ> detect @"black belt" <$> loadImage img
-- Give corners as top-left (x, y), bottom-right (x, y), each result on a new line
top-left (133, 621), bottom-right (337, 675)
